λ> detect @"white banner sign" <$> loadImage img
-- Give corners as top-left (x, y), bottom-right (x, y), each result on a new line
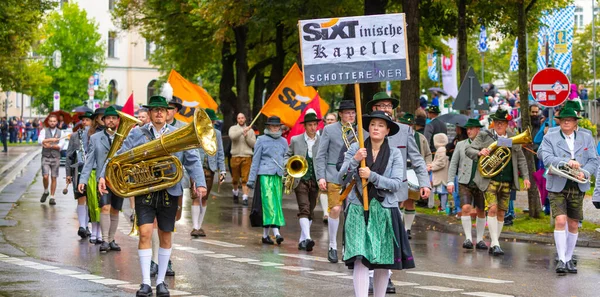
top-left (53, 91), bottom-right (60, 111)
top-left (441, 38), bottom-right (458, 98)
top-left (298, 13), bottom-right (409, 86)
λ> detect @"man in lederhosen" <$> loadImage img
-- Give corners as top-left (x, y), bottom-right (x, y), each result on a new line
top-left (39, 114), bottom-right (65, 205)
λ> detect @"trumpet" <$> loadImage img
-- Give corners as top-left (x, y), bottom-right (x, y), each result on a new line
top-left (545, 161), bottom-right (590, 184)
top-left (284, 155), bottom-right (309, 194)
top-left (342, 122), bottom-right (357, 149)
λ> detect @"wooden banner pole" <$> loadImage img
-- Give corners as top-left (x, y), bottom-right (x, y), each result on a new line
top-left (354, 83), bottom-right (369, 211)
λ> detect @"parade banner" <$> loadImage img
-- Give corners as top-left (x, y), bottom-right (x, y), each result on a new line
top-left (509, 38), bottom-right (519, 72)
top-left (477, 25), bottom-right (488, 53)
top-left (298, 13), bottom-right (409, 86)
top-left (537, 11), bottom-right (554, 71)
top-left (441, 38), bottom-right (458, 98)
top-left (551, 6), bottom-right (575, 76)
top-left (260, 64), bottom-right (329, 127)
top-left (427, 50), bottom-right (439, 82)
top-left (167, 69), bottom-right (218, 123)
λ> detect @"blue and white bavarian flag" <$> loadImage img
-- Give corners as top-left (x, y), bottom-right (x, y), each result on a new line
top-left (427, 50), bottom-right (439, 82)
top-left (509, 38), bottom-right (519, 72)
top-left (477, 25), bottom-right (488, 53)
top-left (551, 6), bottom-right (575, 75)
top-left (537, 11), bottom-right (554, 71)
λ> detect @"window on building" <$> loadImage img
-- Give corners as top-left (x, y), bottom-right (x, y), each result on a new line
top-left (109, 0), bottom-right (115, 10)
top-left (145, 40), bottom-right (155, 60)
top-left (575, 6), bottom-right (583, 13)
top-left (147, 80), bottom-right (157, 101)
top-left (108, 80), bottom-right (118, 103)
top-left (108, 31), bottom-right (116, 58)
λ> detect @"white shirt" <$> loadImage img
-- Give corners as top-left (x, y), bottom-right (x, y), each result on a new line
top-left (150, 123), bottom-right (169, 139)
top-left (38, 127), bottom-right (65, 149)
top-left (564, 132), bottom-right (575, 159)
top-left (304, 132), bottom-right (318, 158)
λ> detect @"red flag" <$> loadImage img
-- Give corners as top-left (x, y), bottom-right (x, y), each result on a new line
top-left (286, 94), bottom-right (325, 144)
top-left (123, 93), bottom-right (134, 116)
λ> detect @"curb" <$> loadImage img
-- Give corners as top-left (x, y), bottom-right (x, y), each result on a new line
top-left (0, 149), bottom-right (42, 227)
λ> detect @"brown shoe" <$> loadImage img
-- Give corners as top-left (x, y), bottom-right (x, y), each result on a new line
top-left (198, 228), bottom-right (206, 237)
top-left (190, 229), bottom-right (200, 237)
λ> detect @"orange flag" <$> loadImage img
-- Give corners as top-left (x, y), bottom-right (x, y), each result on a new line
top-left (167, 69), bottom-right (218, 123)
top-left (261, 63), bottom-right (329, 127)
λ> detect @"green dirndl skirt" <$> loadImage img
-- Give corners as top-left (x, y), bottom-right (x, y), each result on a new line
top-left (259, 175), bottom-right (285, 227)
top-left (87, 170), bottom-right (100, 223)
top-left (343, 200), bottom-right (415, 270)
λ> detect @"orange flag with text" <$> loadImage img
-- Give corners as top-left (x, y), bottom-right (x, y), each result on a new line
top-left (167, 69), bottom-right (218, 123)
top-left (260, 63), bottom-right (329, 127)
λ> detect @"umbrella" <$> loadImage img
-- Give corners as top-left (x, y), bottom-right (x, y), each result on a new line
top-left (44, 110), bottom-right (72, 127)
top-left (436, 113), bottom-right (469, 127)
top-left (428, 87), bottom-right (448, 96)
top-left (111, 104), bottom-right (123, 111)
top-left (72, 106), bottom-right (92, 113)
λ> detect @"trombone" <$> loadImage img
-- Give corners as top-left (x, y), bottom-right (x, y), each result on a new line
top-left (342, 122), bottom-right (357, 149)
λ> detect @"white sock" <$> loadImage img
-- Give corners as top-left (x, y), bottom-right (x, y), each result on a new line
top-left (77, 205), bottom-right (87, 228)
top-left (242, 194), bottom-right (248, 201)
top-left (183, 188), bottom-right (191, 201)
top-left (199, 205), bottom-right (207, 229)
top-left (328, 217), bottom-right (339, 249)
top-left (263, 228), bottom-right (269, 238)
top-left (151, 229), bottom-right (159, 263)
top-left (272, 227), bottom-right (281, 237)
top-left (404, 211), bottom-right (416, 231)
top-left (353, 260), bottom-right (369, 296)
top-left (191, 205), bottom-right (200, 230)
top-left (299, 218), bottom-right (310, 242)
top-left (138, 249), bottom-right (152, 285)
top-left (487, 216), bottom-right (499, 246)
top-left (233, 189), bottom-right (239, 196)
top-left (554, 230), bottom-right (567, 262)
top-left (497, 219), bottom-right (504, 243)
top-left (156, 247), bottom-right (172, 284)
top-left (476, 217), bottom-right (486, 243)
top-left (90, 222), bottom-right (97, 240)
top-left (373, 269), bottom-right (390, 297)
top-left (94, 222), bottom-right (101, 240)
top-left (461, 216), bottom-right (472, 241)
top-left (566, 232), bottom-right (578, 261)
top-left (319, 193), bottom-right (329, 217)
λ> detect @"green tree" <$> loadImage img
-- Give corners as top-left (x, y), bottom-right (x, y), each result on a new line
top-left (33, 3), bottom-right (106, 112)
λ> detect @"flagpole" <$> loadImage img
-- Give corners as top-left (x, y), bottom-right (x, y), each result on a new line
top-left (353, 84), bottom-right (368, 211)
top-left (481, 53), bottom-right (485, 83)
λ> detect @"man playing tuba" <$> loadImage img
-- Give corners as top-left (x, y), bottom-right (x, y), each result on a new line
top-left (465, 109), bottom-right (530, 256)
top-left (98, 96), bottom-right (207, 297)
top-left (541, 107), bottom-right (598, 275)
top-left (284, 109), bottom-right (321, 252)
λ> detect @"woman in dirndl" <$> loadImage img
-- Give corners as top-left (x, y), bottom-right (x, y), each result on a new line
top-left (247, 116), bottom-right (288, 245)
top-left (339, 111), bottom-right (415, 297)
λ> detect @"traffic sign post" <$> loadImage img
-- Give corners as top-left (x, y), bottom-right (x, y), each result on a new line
top-left (530, 68), bottom-right (570, 108)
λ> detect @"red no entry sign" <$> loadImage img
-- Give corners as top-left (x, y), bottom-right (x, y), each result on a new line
top-left (530, 68), bottom-right (570, 107)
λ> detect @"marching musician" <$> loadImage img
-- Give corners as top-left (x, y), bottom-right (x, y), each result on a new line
top-left (78, 106), bottom-right (123, 253)
top-left (465, 109), bottom-right (530, 256)
top-left (315, 100), bottom-right (356, 263)
top-left (247, 116), bottom-right (288, 245)
top-left (541, 107), bottom-right (598, 275)
top-left (447, 119), bottom-right (488, 250)
top-left (339, 111), bottom-right (414, 297)
top-left (65, 111), bottom-right (93, 240)
top-left (83, 108), bottom-right (107, 244)
top-left (284, 110), bottom-right (321, 251)
top-left (190, 108), bottom-right (226, 238)
top-left (98, 96), bottom-right (207, 297)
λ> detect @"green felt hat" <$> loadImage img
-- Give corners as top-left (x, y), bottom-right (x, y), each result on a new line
top-left (563, 100), bottom-right (583, 112)
top-left (102, 106), bottom-right (119, 119)
top-left (205, 108), bottom-right (219, 121)
top-left (554, 107), bottom-right (581, 120)
top-left (399, 113), bottom-right (414, 125)
top-left (301, 111), bottom-right (322, 124)
top-left (366, 92), bottom-right (400, 111)
top-left (143, 96), bottom-right (174, 110)
top-left (463, 118), bottom-right (484, 128)
top-left (489, 109), bottom-right (510, 121)
top-left (427, 105), bottom-right (441, 114)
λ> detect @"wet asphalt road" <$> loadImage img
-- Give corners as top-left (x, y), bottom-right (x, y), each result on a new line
top-left (1, 148), bottom-right (600, 297)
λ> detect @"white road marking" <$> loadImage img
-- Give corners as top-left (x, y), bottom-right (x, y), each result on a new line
top-left (90, 278), bottom-right (130, 285)
top-left (204, 253), bottom-right (236, 259)
top-left (28, 264), bottom-right (58, 270)
top-left (12, 260), bottom-right (40, 266)
top-left (462, 293), bottom-right (515, 297)
top-left (417, 286), bottom-right (464, 292)
top-left (48, 269), bottom-right (81, 275)
top-left (278, 253), bottom-right (331, 263)
top-left (392, 281), bottom-right (419, 286)
top-left (407, 271), bottom-right (514, 284)
top-left (192, 239), bottom-right (244, 248)
top-left (337, 275), bottom-right (354, 280)
top-left (70, 274), bottom-right (105, 280)
top-left (308, 271), bottom-right (348, 277)
top-left (275, 266), bottom-right (314, 272)
top-left (249, 262), bottom-right (285, 267)
top-left (226, 258), bottom-right (260, 263)
top-left (187, 250), bottom-right (215, 255)
top-left (0, 258), bottom-right (25, 263)
top-left (0, 253), bottom-right (8, 258)
top-left (175, 246), bottom-right (199, 251)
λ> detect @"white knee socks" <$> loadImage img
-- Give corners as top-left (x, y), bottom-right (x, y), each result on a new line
top-left (138, 249), bottom-right (152, 285)
top-left (373, 269), bottom-right (389, 297)
top-left (156, 247), bottom-right (172, 284)
top-left (77, 205), bottom-right (87, 228)
top-left (272, 227), bottom-right (280, 237)
top-left (199, 205), bottom-right (207, 229)
top-left (404, 210), bottom-right (416, 231)
top-left (353, 260), bottom-right (369, 297)
top-left (487, 216), bottom-right (499, 246)
top-left (461, 216), bottom-right (472, 241)
top-left (319, 193), bottom-right (329, 217)
top-left (476, 217), bottom-right (486, 243)
top-left (263, 228), bottom-right (269, 238)
top-left (299, 218), bottom-right (311, 242)
top-left (191, 205), bottom-right (200, 230)
top-left (151, 229), bottom-right (159, 263)
top-left (566, 232), bottom-right (578, 262)
top-left (554, 230), bottom-right (567, 262)
top-left (328, 217), bottom-right (339, 249)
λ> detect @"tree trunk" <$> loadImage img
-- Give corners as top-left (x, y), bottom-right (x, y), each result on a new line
top-left (252, 70), bottom-right (266, 131)
top-left (234, 25), bottom-right (250, 119)
top-left (400, 0), bottom-right (420, 114)
top-left (360, 0), bottom-right (388, 109)
top-left (265, 22), bottom-right (286, 100)
top-left (457, 0), bottom-right (468, 82)
top-left (517, 0), bottom-right (542, 219)
top-left (219, 41), bottom-right (237, 135)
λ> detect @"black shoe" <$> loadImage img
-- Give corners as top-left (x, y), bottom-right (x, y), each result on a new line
top-left (462, 239), bottom-right (474, 249)
top-left (242, 199), bottom-right (248, 206)
top-left (386, 278), bottom-right (396, 294)
top-left (304, 239), bottom-right (315, 252)
top-left (95, 239), bottom-right (102, 245)
top-left (78, 227), bottom-right (87, 239)
top-left (89, 238), bottom-right (97, 244)
top-left (136, 284), bottom-right (152, 297)
top-left (566, 260), bottom-right (577, 273)
top-left (491, 245), bottom-right (504, 256)
top-left (233, 194), bottom-right (239, 204)
top-left (556, 260), bottom-right (567, 275)
top-left (407, 229), bottom-right (412, 240)
top-left (475, 241), bottom-right (488, 250)
top-left (166, 260), bottom-right (175, 276)
top-left (275, 235), bottom-right (284, 245)
top-left (40, 192), bottom-right (49, 203)
top-left (156, 282), bottom-right (170, 297)
top-left (368, 277), bottom-right (374, 294)
top-left (504, 219), bottom-right (514, 226)
top-left (85, 227), bottom-right (91, 237)
top-left (109, 241), bottom-right (121, 251)
top-left (298, 241), bottom-right (306, 250)
top-left (49, 198), bottom-right (56, 205)
top-left (488, 246), bottom-right (493, 254)
top-left (323, 217), bottom-right (328, 225)
top-left (150, 261), bottom-right (158, 277)
top-left (262, 236), bottom-right (274, 245)
top-left (328, 248), bottom-right (338, 263)
top-left (99, 241), bottom-right (110, 253)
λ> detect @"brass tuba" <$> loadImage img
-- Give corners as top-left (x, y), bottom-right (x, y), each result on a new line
top-left (284, 155), bottom-right (309, 194)
top-left (478, 129), bottom-right (532, 178)
top-left (342, 122), bottom-right (357, 149)
top-left (105, 109), bottom-right (217, 197)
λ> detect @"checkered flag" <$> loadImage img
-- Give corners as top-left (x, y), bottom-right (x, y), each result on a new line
top-left (509, 38), bottom-right (519, 72)
top-left (552, 6), bottom-right (575, 75)
top-left (537, 12), bottom-right (553, 71)
top-left (427, 50), bottom-right (439, 82)
top-left (477, 25), bottom-right (488, 53)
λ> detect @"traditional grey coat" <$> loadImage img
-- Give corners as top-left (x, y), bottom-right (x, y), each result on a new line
top-left (465, 129), bottom-right (529, 191)
top-left (284, 133), bottom-right (320, 190)
top-left (539, 126), bottom-right (592, 160)
top-left (315, 122), bottom-right (346, 185)
top-left (98, 124), bottom-right (206, 196)
top-left (79, 129), bottom-right (113, 185)
top-left (246, 134), bottom-right (289, 189)
top-left (448, 139), bottom-right (476, 186)
top-left (540, 130), bottom-right (598, 193)
top-left (65, 127), bottom-right (90, 178)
